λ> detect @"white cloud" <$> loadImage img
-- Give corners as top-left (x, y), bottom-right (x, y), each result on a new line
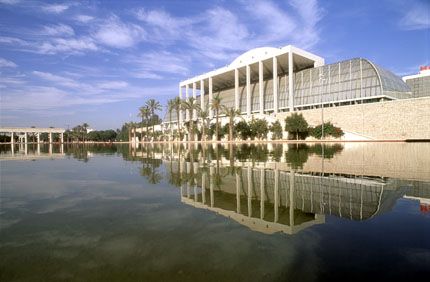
top-left (42, 4), bottom-right (70, 14)
top-left (75, 15), bottom-right (94, 23)
top-left (399, 2), bottom-right (430, 30)
top-left (42, 24), bottom-right (75, 37)
top-left (97, 81), bottom-right (129, 89)
top-left (94, 15), bottom-right (146, 48)
top-left (33, 71), bottom-right (80, 88)
top-left (0, 0), bottom-right (20, 4)
top-left (129, 51), bottom-right (189, 79)
top-left (0, 58), bottom-right (17, 68)
top-left (37, 37), bottom-right (98, 54)
top-left (0, 36), bottom-right (27, 45)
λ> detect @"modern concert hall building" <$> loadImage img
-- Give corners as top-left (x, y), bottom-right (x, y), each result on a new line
top-left (162, 45), bottom-right (426, 140)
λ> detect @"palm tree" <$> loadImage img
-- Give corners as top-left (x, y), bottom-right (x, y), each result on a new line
top-left (222, 106), bottom-right (241, 141)
top-left (82, 123), bottom-right (89, 142)
top-left (138, 106), bottom-right (150, 142)
top-left (172, 97), bottom-right (182, 141)
top-left (146, 99), bottom-right (162, 136)
top-left (181, 97), bottom-right (200, 142)
top-left (167, 99), bottom-right (176, 140)
top-left (211, 94), bottom-right (223, 141)
top-left (198, 108), bottom-right (209, 142)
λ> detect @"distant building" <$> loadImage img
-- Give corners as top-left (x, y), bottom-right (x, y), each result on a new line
top-left (403, 66), bottom-right (430, 98)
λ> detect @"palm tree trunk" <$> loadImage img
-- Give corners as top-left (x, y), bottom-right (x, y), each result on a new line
top-left (141, 118), bottom-right (144, 143)
top-left (176, 111), bottom-right (180, 141)
top-left (215, 110), bottom-right (219, 141)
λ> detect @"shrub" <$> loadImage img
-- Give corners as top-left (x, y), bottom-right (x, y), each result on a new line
top-left (235, 120), bottom-right (251, 140)
top-left (310, 122), bottom-right (344, 139)
top-left (285, 113), bottom-right (309, 140)
top-left (270, 120), bottom-right (283, 140)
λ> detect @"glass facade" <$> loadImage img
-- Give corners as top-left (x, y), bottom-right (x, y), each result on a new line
top-left (166, 58), bottom-right (412, 122)
top-left (405, 75), bottom-right (430, 98)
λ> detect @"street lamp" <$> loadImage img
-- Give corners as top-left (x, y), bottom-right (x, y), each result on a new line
top-left (319, 71), bottom-right (326, 140)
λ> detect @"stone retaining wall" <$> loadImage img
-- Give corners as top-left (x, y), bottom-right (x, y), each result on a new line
top-left (277, 97), bottom-right (430, 140)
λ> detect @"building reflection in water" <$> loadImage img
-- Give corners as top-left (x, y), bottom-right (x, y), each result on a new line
top-left (163, 143), bottom-right (430, 235)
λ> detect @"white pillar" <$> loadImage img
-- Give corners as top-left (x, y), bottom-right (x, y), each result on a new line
top-left (200, 80), bottom-right (205, 111)
top-left (24, 132), bottom-right (28, 143)
top-left (179, 85), bottom-right (183, 125)
top-left (49, 132), bottom-right (52, 143)
top-left (202, 172), bottom-right (206, 204)
top-left (236, 171), bottom-right (241, 213)
top-left (288, 51), bottom-right (294, 112)
top-left (210, 166), bottom-right (214, 207)
top-left (289, 171), bottom-right (295, 226)
top-left (259, 61), bottom-right (264, 115)
top-left (11, 132), bottom-right (14, 144)
top-left (185, 84), bottom-right (189, 121)
top-left (235, 68), bottom-right (239, 110)
top-left (192, 82), bottom-right (197, 120)
top-left (273, 56), bottom-right (278, 114)
top-left (260, 168), bottom-right (265, 219)
top-left (37, 132), bottom-right (40, 143)
top-left (60, 132), bottom-right (64, 143)
top-left (274, 168), bottom-right (279, 223)
top-left (247, 166), bottom-right (252, 216)
top-left (209, 77), bottom-right (213, 119)
top-left (246, 65), bottom-right (251, 116)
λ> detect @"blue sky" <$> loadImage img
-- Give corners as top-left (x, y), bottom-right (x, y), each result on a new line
top-left (0, 0), bottom-right (429, 130)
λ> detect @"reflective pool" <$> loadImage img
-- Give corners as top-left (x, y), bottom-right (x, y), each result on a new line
top-left (1, 143), bottom-right (429, 281)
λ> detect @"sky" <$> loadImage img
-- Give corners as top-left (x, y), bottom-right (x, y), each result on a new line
top-left (0, 0), bottom-right (429, 130)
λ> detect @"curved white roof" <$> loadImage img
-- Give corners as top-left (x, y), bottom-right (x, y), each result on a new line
top-left (230, 47), bottom-right (279, 67)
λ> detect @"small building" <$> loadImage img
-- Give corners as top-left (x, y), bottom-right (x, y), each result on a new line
top-left (403, 66), bottom-right (430, 98)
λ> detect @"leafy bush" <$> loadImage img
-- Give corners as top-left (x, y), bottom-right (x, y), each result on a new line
top-left (270, 120), bottom-right (283, 140)
top-left (309, 122), bottom-right (344, 139)
top-left (285, 113), bottom-right (309, 140)
top-left (250, 118), bottom-right (269, 140)
top-left (235, 120), bottom-right (251, 140)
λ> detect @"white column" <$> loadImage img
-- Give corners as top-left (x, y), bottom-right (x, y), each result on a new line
top-left (200, 80), bottom-right (205, 111)
top-left (60, 132), bottom-right (64, 143)
top-left (259, 61), bottom-right (264, 115)
top-left (209, 77), bottom-right (213, 119)
top-left (273, 56), bottom-right (278, 114)
top-left (11, 132), bottom-right (14, 144)
top-left (247, 166), bottom-right (252, 216)
top-left (235, 68), bottom-right (239, 111)
top-left (274, 168), bottom-right (279, 223)
top-left (260, 168), bottom-right (265, 219)
top-left (210, 166), bottom-right (214, 207)
top-left (24, 132), bottom-right (28, 143)
top-left (246, 65), bottom-right (251, 116)
top-left (288, 51), bottom-right (294, 112)
top-left (236, 171), bottom-right (241, 213)
top-left (202, 172), bottom-right (206, 204)
top-left (179, 85), bottom-right (183, 125)
top-left (49, 132), bottom-right (52, 143)
top-left (192, 82), bottom-right (196, 120)
top-left (289, 170), bottom-right (295, 226)
top-left (185, 84), bottom-right (189, 121)
top-left (37, 132), bottom-right (40, 143)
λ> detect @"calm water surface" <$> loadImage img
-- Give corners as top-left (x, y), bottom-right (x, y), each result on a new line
top-left (0, 143), bottom-right (429, 281)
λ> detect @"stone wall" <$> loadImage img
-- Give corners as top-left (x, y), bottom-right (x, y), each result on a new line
top-left (276, 97), bottom-right (430, 140)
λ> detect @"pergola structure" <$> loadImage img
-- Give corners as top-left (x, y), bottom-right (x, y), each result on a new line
top-left (0, 127), bottom-right (65, 143)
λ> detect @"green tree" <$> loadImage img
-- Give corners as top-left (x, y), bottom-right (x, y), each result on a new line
top-left (138, 106), bottom-right (150, 142)
top-left (172, 97), bottom-right (182, 141)
top-left (222, 106), bottom-right (241, 141)
top-left (167, 99), bottom-right (176, 139)
top-left (145, 99), bottom-right (162, 136)
top-left (270, 120), bottom-right (283, 140)
top-left (309, 122), bottom-right (344, 139)
top-left (198, 108), bottom-right (210, 142)
top-left (284, 113), bottom-right (309, 140)
top-left (235, 120), bottom-right (251, 140)
top-left (181, 97), bottom-right (200, 142)
top-left (211, 94), bottom-right (223, 141)
top-left (250, 118), bottom-right (269, 140)
top-left (82, 123), bottom-right (89, 142)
